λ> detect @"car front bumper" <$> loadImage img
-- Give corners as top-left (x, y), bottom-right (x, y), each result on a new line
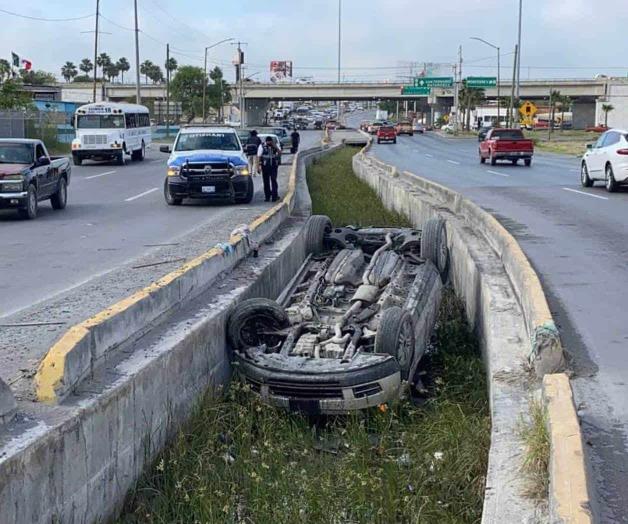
top-left (166, 174), bottom-right (250, 200)
top-left (493, 151), bottom-right (533, 159)
top-left (234, 353), bottom-right (402, 415)
top-left (73, 149), bottom-right (121, 159)
top-left (0, 191), bottom-right (27, 208)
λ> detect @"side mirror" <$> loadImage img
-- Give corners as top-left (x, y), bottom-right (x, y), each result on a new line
top-left (159, 145), bottom-right (172, 154)
top-left (586, 143), bottom-right (593, 150)
top-left (37, 156), bottom-right (51, 166)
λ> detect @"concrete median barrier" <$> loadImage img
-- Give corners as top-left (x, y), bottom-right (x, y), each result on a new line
top-left (0, 378), bottom-right (16, 426)
top-left (352, 141), bottom-right (582, 522)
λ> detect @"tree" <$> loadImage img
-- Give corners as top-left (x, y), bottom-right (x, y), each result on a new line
top-left (20, 70), bottom-right (56, 85)
top-left (103, 63), bottom-right (120, 82)
top-left (602, 103), bottom-right (614, 127)
top-left (557, 94), bottom-right (571, 130)
top-left (79, 58), bottom-right (93, 76)
top-left (171, 65), bottom-right (207, 121)
top-left (73, 74), bottom-right (92, 83)
top-left (61, 62), bottom-right (78, 82)
top-left (208, 66), bottom-right (231, 119)
top-left (147, 64), bottom-right (164, 84)
top-left (117, 57), bottom-right (130, 83)
top-left (165, 57), bottom-right (178, 76)
top-left (140, 60), bottom-right (154, 84)
top-left (96, 53), bottom-right (111, 69)
top-left (0, 59), bottom-right (11, 82)
top-left (0, 79), bottom-right (34, 110)
top-left (459, 86), bottom-right (485, 130)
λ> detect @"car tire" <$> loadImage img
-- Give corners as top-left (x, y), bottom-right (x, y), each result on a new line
top-left (164, 179), bottom-right (182, 205)
top-left (581, 162), bottom-right (593, 187)
top-left (479, 152), bottom-right (485, 164)
top-left (72, 155), bottom-right (82, 166)
top-left (139, 141), bottom-right (145, 161)
top-left (605, 163), bottom-right (618, 193)
top-left (377, 139), bottom-right (381, 144)
top-left (18, 184), bottom-right (38, 220)
top-left (524, 158), bottom-right (532, 167)
top-left (420, 217), bottom-right (449, 282)
top-left (375, 307), bottom-right (415, 380)
top-left (236, 177), bottom-right (254, 204)
top-left (50, 177), bottom-right (67, 210)
top-left (304, 215), bottom-right (332, 254)
top-left (393, 139), bottom-right (397, 144)
top-left (228, 298), bottom-right (290, 351)
top-left (490, 152), bottom-right (497, 165)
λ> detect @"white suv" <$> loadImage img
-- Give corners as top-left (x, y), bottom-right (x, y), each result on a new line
top-left (581, 129), bottom-right (628, 192)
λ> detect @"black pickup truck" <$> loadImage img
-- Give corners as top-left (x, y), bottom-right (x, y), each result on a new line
top-left (0, 139), bottom-right (71, 219)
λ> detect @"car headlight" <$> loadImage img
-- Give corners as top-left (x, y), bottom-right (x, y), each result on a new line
top-left (2, 174), bottom-right (22, 180)
top-left (2, 182), bottom-right (23, 192)
top-left (236, 166), bottom-right (250, 176)
top-left (167, 166), bottom-right (180, 177)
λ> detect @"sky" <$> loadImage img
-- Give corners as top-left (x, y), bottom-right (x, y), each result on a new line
top-left (2, 0), bottom-right (628, 83)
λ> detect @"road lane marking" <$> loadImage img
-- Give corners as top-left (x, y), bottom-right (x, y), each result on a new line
top-left (85, 170), bottom-right (117, 180)
top-left (125, 187), bottom-right (159, 202)
top-left (425, 153), bottom-right (433, 158)
top-left (562, 188), bottom-right (608, 200)
top-left (487, 170), bottom-right (511, 177)
top-left (447, 160), bottom-right (460, 165)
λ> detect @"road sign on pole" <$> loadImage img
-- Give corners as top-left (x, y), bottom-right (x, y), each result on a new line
top-left (414, 76), bottom-right (453, 88)
top-left (402, 86), bottom-right (430, 95)
top-left (465, 76), bottom-right (497, 88)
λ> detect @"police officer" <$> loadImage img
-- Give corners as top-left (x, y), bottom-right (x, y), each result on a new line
top-left (290, 128), bottom-right (300, 154)
top-left (257, 136), bottom-right (281, 202)
top-left (244, 130), bottom-right (261, 176)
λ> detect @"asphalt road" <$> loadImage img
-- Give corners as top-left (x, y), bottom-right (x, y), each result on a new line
top-left (352, 115), bottom-right (628, 521)
top-left (0, 131), bottom-right (320, 319)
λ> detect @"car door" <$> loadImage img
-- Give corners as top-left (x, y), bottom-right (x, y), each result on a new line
top-left (588, 132), bottom-right (610, 178)
top-left (601, 131), bottom-right (621, 176)
top-left (33, 143), bottom-right (54, 197)
top-left (479, 130), bottom-right (491, 157)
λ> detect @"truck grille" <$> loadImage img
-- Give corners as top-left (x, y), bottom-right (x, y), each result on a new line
top-left (267, 379), bottom-right (343, 399)
top-left (352, 382), bottom-right (382, 398)
top-left (183, 162), bottom-right (233, 176)
top-left (82, 135), bottom-right (108, 146)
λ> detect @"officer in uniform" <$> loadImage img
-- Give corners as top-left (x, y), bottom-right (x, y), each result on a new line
top-left (257, 136), bottom-right (281, 202)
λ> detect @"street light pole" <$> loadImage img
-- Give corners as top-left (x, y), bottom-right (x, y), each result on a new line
top-left (470, 37), bottom-right (500, 126)
top-left (202, 37), bottom-right (235, 123)
top-left (516, 0), bottom-right (523, 102)
top-left (337, 0), bottom-right (343, 123)
top-left (133, 0), bottom-right (141, 104)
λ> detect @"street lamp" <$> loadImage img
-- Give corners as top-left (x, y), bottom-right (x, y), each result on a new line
top-left (203, 37), bottom-right (235, 123)
top-left (470, 37), bottom-right (500, 126)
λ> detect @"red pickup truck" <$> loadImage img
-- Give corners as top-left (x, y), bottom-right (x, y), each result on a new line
top-left (377, 125), bottom-right (397, 144)
top-left (479, 128), bottom-right (534, 166)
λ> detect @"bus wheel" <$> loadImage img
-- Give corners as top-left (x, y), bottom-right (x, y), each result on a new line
top-left (116, 152), bottom-right (125, 166)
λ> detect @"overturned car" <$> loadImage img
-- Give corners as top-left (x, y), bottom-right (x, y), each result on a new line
top-left (228, 216), bottom-right (449, 414)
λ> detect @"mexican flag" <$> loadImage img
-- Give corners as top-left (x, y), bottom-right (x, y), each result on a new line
top-left (11, 52), bottom-right (32, 70)
top-left (11, 52), bottom-right (19, 68)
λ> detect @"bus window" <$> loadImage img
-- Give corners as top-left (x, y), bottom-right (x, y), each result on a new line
top-left (76, 114), bottom-right (125, 129)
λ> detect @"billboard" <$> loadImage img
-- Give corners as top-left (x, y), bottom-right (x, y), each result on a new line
top-left (270, 61), bottom-right (293, 83)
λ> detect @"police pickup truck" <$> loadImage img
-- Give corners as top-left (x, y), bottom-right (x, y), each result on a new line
top-left (160, 126), bottom-right (254, 205)
top-left (0, 139), bottom-right (71, 219)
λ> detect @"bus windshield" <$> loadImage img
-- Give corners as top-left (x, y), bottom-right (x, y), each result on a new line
top-left (77, 114), bottom-right (125, 129)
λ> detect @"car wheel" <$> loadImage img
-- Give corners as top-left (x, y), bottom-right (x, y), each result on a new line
top-left (524, 158), bottom-right (532, 167)
top-left (164, 179), bottom-right (182, 205)
top-left (605, 163), bottom-right (618, 193)
top-left (139, 141), bottom-right (145, 161)
top-left (50, 177), bottom-right (67, 210)
top-left (72, 155), bottom-right (82, 166)
top-left (479, 151), bottom-right (485, 164)
top-left (18, 185), bottom-right (38, 220)
top-left (304, 215), bottom-right (332, 254)
top-left (420, 218), bottom-right (449, 282)
top-left (375, 307), bottom-right (415, 380)
top-left (235, 177), bottom-right (254, 204)
top-left (228, 298), bottom-right (290, 351)
top-left (580, 162), bottom-right (593, 187)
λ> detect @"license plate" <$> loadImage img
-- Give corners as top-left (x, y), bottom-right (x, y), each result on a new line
top-left (202, 186), bottom-right (216, 193)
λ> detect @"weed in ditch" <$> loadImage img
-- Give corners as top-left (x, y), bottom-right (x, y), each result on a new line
top-left (520, 398), bottom-right (550, 500)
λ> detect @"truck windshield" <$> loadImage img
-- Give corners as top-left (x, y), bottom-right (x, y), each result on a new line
top-left (77, 115), bottom-right (125, 129)
top-left (0, 143), bottom-right (33, 164)
top-left (492, 129), bottom-right (525, 140)
top-left (174, 132), bottom-right (240, 152)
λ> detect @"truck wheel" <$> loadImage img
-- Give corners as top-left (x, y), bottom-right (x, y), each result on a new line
top-left (304, 215), bottom-right (332, 254)
top-left (524, 158), bottom-right (532, 167)
top-left (116, 152), bottom-right (125, 166)
top-left (72, 155), bottom-right (82, 166)
top-left (228, 298), bottom-right (289, 351)
top-left (138, 142), bottom-right (145, 161)
top-left (375, 307), bottom-right (415, 380)
top-left (164, 180), bottom-right (182, 205)
top-left (490, 153), bottom-right (497, 166)
top-left (479, 152), bottom-right (485, 164)
top-left (18, 185), bottom-right (38, 220)
top-left (421, 217), bottom-right (449, 282)
top-left (50, 177), bottom-right (67, 210)
top-left (236, 177), bottom-right (254, 204)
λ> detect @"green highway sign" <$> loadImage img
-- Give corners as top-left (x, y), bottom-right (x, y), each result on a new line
top-left (465, 76), bottom-right (497, 87)
top-left (402, 86), bottom-right (430, 95)
top-left (414, 76), bottom-right (454, 88)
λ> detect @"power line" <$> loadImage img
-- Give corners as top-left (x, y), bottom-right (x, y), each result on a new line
top-left (0, 7), bottom-right (94, 22)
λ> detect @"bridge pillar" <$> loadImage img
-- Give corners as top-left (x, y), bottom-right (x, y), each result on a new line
top-left (244, 98), bottom-right (270, 127)
top-left (572, 101), bottom-right (596, 130)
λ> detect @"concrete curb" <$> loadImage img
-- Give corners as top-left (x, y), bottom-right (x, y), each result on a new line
top-left (0, 378), bottom-right (16, 426)
top-left (34, 146), bottom-right (323, 404)
top-left (543, 373), bottom-right (592, 524)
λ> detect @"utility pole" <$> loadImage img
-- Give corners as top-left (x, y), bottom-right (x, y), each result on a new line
top-left (166, 43), bottom-right (170, 137)
top-left (231, 41), bottom-right (247, 128)
top-left (509, 44), bottom-right (518, 128)
top-left (134, 0), bottom-right (141, 104)
top-left (453, 45), bottom-right (462, 134)
top-left (337, 0), bottom-right (343, 124)
top-left (516, 0), bottom-right (523, 101)
top-left (92, 0), bottom-right (99, 103)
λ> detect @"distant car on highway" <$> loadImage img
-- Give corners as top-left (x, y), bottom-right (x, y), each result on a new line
top-left (479, 128), bottom-right (534, 166)
top-left (360, 120), bottom-right (370, 132)
top-left (580, 129), bottom-right (628, 192)
top-left (261, 127), bottom-right (292, 150)
top-left (160, 126), bottom-right (253, 206)
top-left (396, 121), bottom-right (414, 136)
top-left (413, 123), bottom-right (425, 134)
top-left (377, 125), bottom-right (397, 144)
top-left (0, 139), bottom-right (71, 219)
top-left (478, 125), bottom-right (492, 142)
top-left (368, 121), bottom-right (384, 134)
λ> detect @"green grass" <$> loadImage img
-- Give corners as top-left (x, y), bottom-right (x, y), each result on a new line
top-left (307, 147), bottom-right (411, 228)
top-left (519, 399), bottom-right (550, 500)
top-left (118, 147), bottom-right (490, 524)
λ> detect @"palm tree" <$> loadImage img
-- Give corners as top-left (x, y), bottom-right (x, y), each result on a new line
top-left (61, 61), bottom-right (78, 83)
top-left (103, 63), bottom-right (120, 83)
top-left (558, 95), bottom-right (571, 130)
top-left (79, 58), bottom-right (93, 76)
top-left (116, 57), bottom-right (130, 83)
top-left (602, 103), bottom-right (614, 127)
top-left (148, 65), bottom-right (164, 84)
top-left (140, 60), bottom-right (154, 84)
top-left (459, 86), bottom-right (485, 130)
top-left (165, 57), bottom-right (178, 76)
top-left (0, 59), bottom-right (11, 82)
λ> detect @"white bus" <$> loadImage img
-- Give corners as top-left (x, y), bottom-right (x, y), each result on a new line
top-left (71, 102), bottom-right (152, 166)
